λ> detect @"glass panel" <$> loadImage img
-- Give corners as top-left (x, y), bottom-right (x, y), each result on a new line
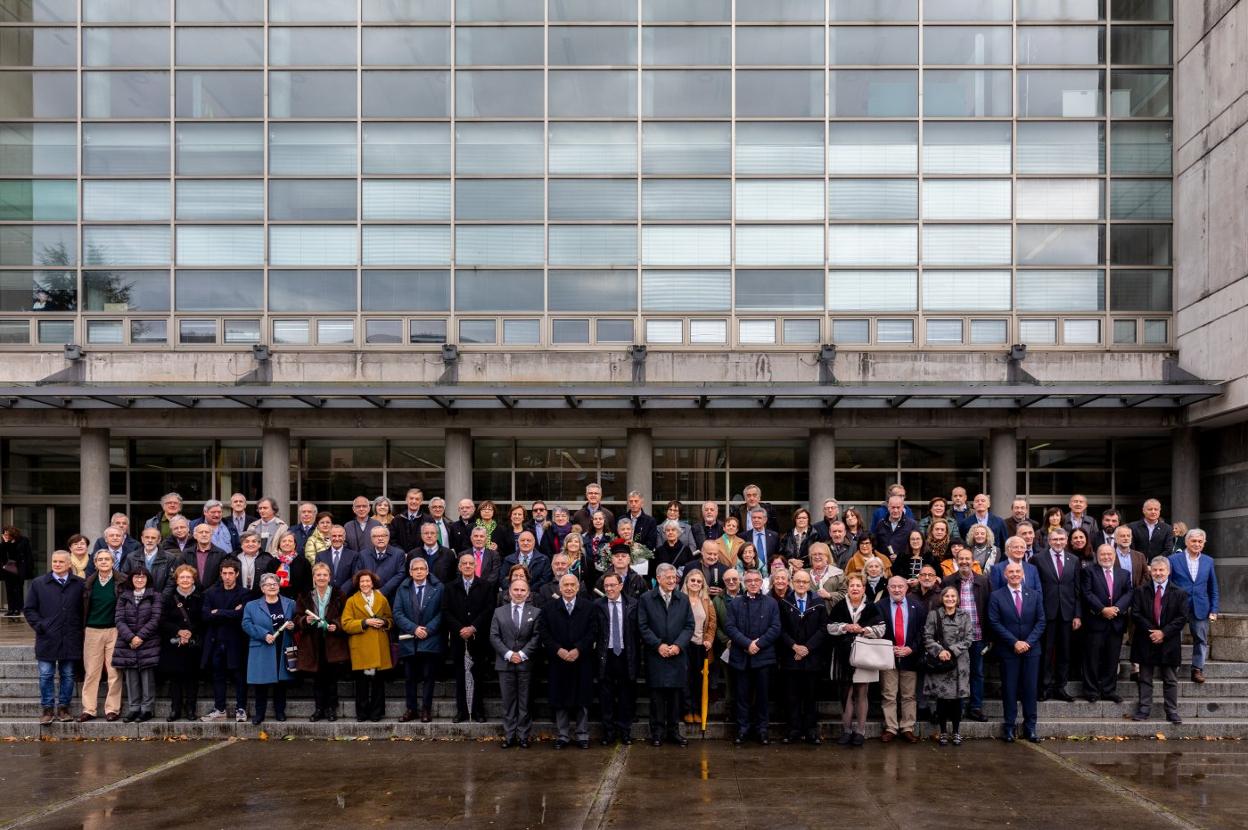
top-left (130, 319), bottom-right (166, 344)
top-left (0, 178), bottom-right (75, 219)
top-left (1017, 26), bottom-right (1103, 64)
top-left (84, 0), bottom-right (168, 21)
top-left (269, 270), bottom-right (356, 312)
top-left (641, 270), bottom-right (730, 311)
top-left (1143, 319), bottom-right (1167, 344)
top-left (0, 70), bottom-right (75, 117)
top-left (269, 71), bottom-right (356, 118)
top-left (828, 271), bottom-right (917, 311)
top-left (36, 318), bottom-right (72, 343)
top-left (878, 319), bottom-right (914, 343)
top-left (1019, 318), bottom-right (1057, 343)
top-left (645, 319), bottom-right (682, 344)
top-left (362, 27), bottom-right (450, 65)
top-left (269, 226), bottom-right (358, 267)
top-left (176, 226), bottom-right (264, 266)
top-left (0, 123), bottom-right (76, 175)
top-left (1063, 319), bottom-right (1100, 344)
top-left (642, 70), bottom-right (731, 117)
top-left (970, 319), bottom-right (1008, 344)
top-left (641, 26), bottom-right (729, 65)
top-left (176, 27), bottom-right (264, 65)
top-left (1111, 26), bottom-right (1170, 64)
top-left (923, 26), bottom-right (1012, 65)
top-left (827, 225), bottom-right (917, 266)
top-left (455, 179), bottom-right (543, 220)
top-left (362, 270), bottom-right (450, 311)
top-left (271, 319), bottom-right (308, 344)
top-left (735, 122), bottom-right (822, 175)
top-left (363, 123), bottom-right (450, 175)
top-left (0, 225), bottom-right (75, 266)
top-left (1017, 0), bottom-right (1103, 20)
top-left (1111, 179), bottom-right (1171, 220)
top-left (783, 318), bottom-right (821, 343)
top-left (597, 318), bottom-right (633, 342)
top-left (737, 70), bottom-right (822, 117)
top-left (1016, 179), bottom-right (1104, 220)
top-left (923, 70), bottom-right (1012, 116)
top-left (1113, 319), bottom-right (1136, 343)
top-left (829, 26), bottom-right (917, 64)
top-left (502, 318), bottom-right (539, 344)
top-left (1110, 70), bottom-right (1170, 117)
top-left (456, 122), bottom-right (543, 175)
top-left (364, 318), bottom-right (402, 345)
top-left (1018, 69), bottom-right (1105, 116)
top-left (737, 26), bottom-right (824, 64)
top-left (269, 123), bottom-right (356, 175)
top-left (827, 179), bottom-right (917, 219)
top-left (176, 0), bottom-right (263, 21)
top-left (1016, 224), bottom-right (1105, 265)
top-left (361, 226), bottom-right (451, 266)
top-left (83, 27), bottom-right (169, 66)
top-left (828, 70), bottom-right (918, 117)
top-left (454, 226), bottom-right (544, 266)
top-left (174, 269), bottom-right (262, 311)
top-left (363, 0), bottom-right (450, 20)
top-left (739, 319), bottom-right (775, 344)
top-left (456, 26), bottom-right (544, 65)
top-left (1017, 122), bottom-right (1104, 174)
top-left (179, 319), bottom-right (217, 344)
top-left (641, 227), bottom-right (731, 266)
top-left (458, 318), bottom-right (496, 343)
top-left (0, 269), bottom-right (76, 311)
top-left (83, 71), bottom-right (169, 117)
top-left (86, 319), bottom-right (122, 344)
top-left (642, 122), bottom-right (730, 174)
top-left (642, 179), bottom-right (730, 220)
top-left (269, 27), bottom-right (356, 66)
top-left (175, 70), bottom-right (263, 117)
top-left (736, 0), bottom-right (823, 20)
top-left (1016, 269), bottom-right (1105, 311)
top-left (409, 318), bottom-right (447, 342)
top-left (549, 122), bottom-right (636, 175)
top-left (549, 70), bottom-right (637, 118)
top-left (269, 179), bottom-right (356, 221)
top-left (827, 123), bottom-right (917, 174)
top-left (83, 179), bottom-right (168, 221)
top-left (362, 180), bottom-right (450, 220)
top-left (456, 0), bottom-right (542, 22)
top-left (83, 226), bottom-right (169, 266)
top-left (829, 0), bottom-right (916, 19)
top-left (176, 122), bottom-right (262, 175)
top-left (269, 0), bottom-right (355, 21)
top-left (689, 319), bottom-right (726, 344)
top-left (548, 270), bottom-right (637, 311)
top-left (317, 319), bottom-right (355, 345)
top-left (550, 26), bottom-right (636, 65)
top-left (362, 71), bottom-right (450, 117)
top-left (1110, 269), bottom-right (1170, 311)
top-left (456, 70), bottom-right (543, 117)
top-left (1110, 225), bottom-right (1171, 265)
top-left (1111, 0), bottom-right (1170, 20)
top-left (551, 318), bottom-right (590, 344)
top-left (1110, 122), bottom-right (1171, 174)
top-left (926, 319), bottom-right (962, 345)
top-left (922, 180), bottom-right (1011, 220)
top-left (735, 270), bottom-right (823, 311)
top-left (831, 318), bottom-right (870, 343)
top-left (921, 122), bottom-right (1010, 174)
top-left (0, 0), bottom-right (77, 21)
top-left (923, 270), bottom-right (1010, 310)
top-left (736, 226), bottom-right (823, 267)
top-left (736, 180), bottom-right (823, 221)
top-left (548, 226), bottom-right (637, 266)
top-left (84, 270), bottom-right (168, 311)
top-left (924, 0), bottom-right (1012, 19)
top-left (548, 179), bottom-right (637, 220)
top-left (85, 122), bottom-right (170, 176)
top-left (642, 0), bottom-right (730, 22)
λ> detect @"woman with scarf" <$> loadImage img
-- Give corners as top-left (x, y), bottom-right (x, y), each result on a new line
top-left (340, 569), bottom-right (393, 722)
top-left (925, 520), bottom-right (957, 577)
top-left (112, 566), bottom-right (164, 723)
top-left (294, 561), bottom-right (349, 722)
top-left (66, 534), bottom-right (92, 579)
top-left (272, 531), bottom-right (312, 600)
top-left (583, 511), bottom-right (614, 582)
top-left (548, 506), bottom-right (576, 556)
top-left (562, 532), bottom-right (588, 581)
top-left (372, 496), bottom-right (395, 527)
top-left (241, 572), bottom-right (295, 724)
top-left (780, 507), bottom-right (815, 566)
top-left (498, 504), bottom-right (531, 558)
top-left (473, 500), bottom-right (504, 551)
top-left (967, 524), bottom-right (999, 573)
top-left (159, 564), bottom-right (204, 721)
top-left (303, 511), bottom-right (335, 565)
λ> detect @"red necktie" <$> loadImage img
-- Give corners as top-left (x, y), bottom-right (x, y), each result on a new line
top-left (1154, 586), bottom-right (1163, 624)
top-left (1054, 553), bottom-right (1064, 579)
top-left (1104, 569), bottom-right (1113, 596)
top-left (474, 550), bottom-right (483, 578)
top-left (1013, 590), bottom-right (1022, 617)
top-left (893, 603), bottom-right (905, 647)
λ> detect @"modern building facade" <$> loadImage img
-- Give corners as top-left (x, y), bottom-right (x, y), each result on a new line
top-left (0, 0), bottom-right (1243, 605)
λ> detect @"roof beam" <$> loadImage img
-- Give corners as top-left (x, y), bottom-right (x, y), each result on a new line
top-left (564, 395), bottom-right (580, 409)
top-left (294, 395), bottom-right (324, 408)
top-left (154, 395), bottom-right (195, 408)
top-left (889, 395), bottom-right (911, 408)
top-left (1017, 395), bottom-right (1046, 408)
top-left (1124, 394), bottom-right (1160, 408)
top-left (761, 395), bottom-right (775, 409)
top-left (823, 396), bottom-right (842, 409)
top-left (952, 395), bottom-right (978, 408)
top-left (1071, 394), bottom-right (1101, 408)
top-left (87, 395), bottom-right (132, 408)
top-left (360, 395), bottom-right (387, 408)
top-left (25, 396), bottom-right (68, 409)
top-left (223, 394), bottom-right (259, 408)
top-left (497, 395), bottom-right (516, 409)
top-left (429, 395), bottom-right (453, 410)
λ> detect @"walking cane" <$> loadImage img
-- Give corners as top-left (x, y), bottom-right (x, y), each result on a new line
top-left (700, 656), bottom-right (710, 736)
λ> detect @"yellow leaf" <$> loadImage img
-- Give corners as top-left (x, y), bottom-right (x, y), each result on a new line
top-left (258, 730), bottom-right (269, 741)
top-left (1155, 732), bottom-right (1166, 741)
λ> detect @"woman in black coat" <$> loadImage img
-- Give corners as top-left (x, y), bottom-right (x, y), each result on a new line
top-left (827, 574), bottom-right (886, 747)
top-left (1, 525), bottom-right (34, 616)
top-left (112, 566), bottom-right (163, 722)
top-left (159, 564), bottom-right (204, 721)
top-left (778, 570), bottom-right (828, 745)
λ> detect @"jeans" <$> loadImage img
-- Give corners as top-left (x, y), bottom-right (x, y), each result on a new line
top-left (1189, 619), bottom-right (1210, 669)
top-left (966, 640), bottom-right (986, 711)
top-left (38, 660), bottom-right (76, 708)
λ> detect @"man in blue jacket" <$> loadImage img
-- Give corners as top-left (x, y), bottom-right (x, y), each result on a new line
top-left (1168, 529), bottom-right (1219, 684)
top-left (958, 493), bottom-right (1009, 552)
top-left (988, 561), bottom-right (1046, 743)
top-left (990, 537), bottom-right (1042, 592)
top-left (24, 550), bottom-right (84, 725)
top-left (725, 569), bottom-right (781, 745)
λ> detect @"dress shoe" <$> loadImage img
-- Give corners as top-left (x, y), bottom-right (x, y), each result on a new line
top-left (1105, 694), bottom-right (1124, 704)
top-left (1192, 668), bottom-right (1206, 684)
top-left (902, 730), bottom-right (919, 744)
top-left (850, 732), bottom-right (865, 747)
top-left (474, 714), bottom-right (487, 723)
top-left (139, 712), bottom-right (155, 722)
top-left (757, 734), bottom-right (770, 746)
top-left (39, 708), bottom-right (54, 725)
top-left (554, 739), bottom-right (569, 749)
top-left (1026, 732), bottom-right (1040, 743)
top-left (1038, 691), bottom-right (1050, 702)
top-left (1083, 695), bottom-right (1099, 703)
top-left (78, 712), bottom-right (96, 723)
top-left (733, 736), bottom-right (747, 747)
top-left (399, 709), bottom-right (417, 723)
top-left (806, 735), bottom-right (822, 746)
top-left (123, 711), bottom-right (139, 723)
top-left (420, 708), bottom-right (432, 723)
top-left (1130, 713), bottom-right (1148, 722)
top-left (370, 716), bottom-right (382, 723)
top-left (600, 735), bottom-right (615, 746)
top-left (452, 714), bottom-right (466, 723)
top-left (669, 735), bottom-right (688, 747)
top-left (251, 716), bottom-right (264, 726)
top-left (500, 738), bottom-right (514, 749)
top-left (275, 713), bottom-right (287, 722)
top-left (105, 712), bottom-right (120, 722)
top-left (836, 732), bottom-right (853, 746)
top-left (1053, 690), bottom-right (1075, 703)
top-left (620, 736), bottom-right (632, 746)
top-left (1002, 729), bottom-right (1015, 743)
top-left (518, 739), bottom-right (530, 748)
top-left (55, 706), bottom-right (73, 722)
top-left (880, 731), bottom-right (896, 743)
top-left (966, 709), bottom-right (987, 723)
top-left (1168, 714), bottom-right (1183, 725)
top-left (309, 710), bottom-right (323, 722)
top-left (166, 711), bottom-right (181, 722)
top-left (326, 712), bottom-right (337, 722)
top-left (577, 740), bottom-right (590, 750)
top-left (650, 738), bottom-right (663, 747)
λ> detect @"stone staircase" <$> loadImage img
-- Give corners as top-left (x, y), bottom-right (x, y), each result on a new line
top-left (4, 629), bottom-right (1247, 741)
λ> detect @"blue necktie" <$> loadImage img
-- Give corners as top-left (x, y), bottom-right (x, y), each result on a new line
top-left (755, 532), bottom-right (764, 553)
top-left (798, 598), bottom-right (805, 614)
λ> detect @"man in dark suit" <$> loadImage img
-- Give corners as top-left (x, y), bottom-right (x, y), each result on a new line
top-left (957, 493), bottom-right (1009, 553)
top-left (359, 525), bottom-right (407, 601)
top-left (92, 518), bottom-right (140, 560)
top-left (1128, 498), bottom-right (1173, 559)
top-left (596, 572), bottom-right (639, 745)
top-left (990, 537), bottom-right (1042, 592)
top-left (873, 495), bottom-right (920, 565)
top-left (594, 545), bottom-right (648, 601)
top-left (742, 507), bottom-right (781, 565)
top-left (534, 553), bottom-right (585, 608)
top-left (314, 525), bottom-right (359, 592)
top-left (540, 573), bottom-right (597, 749)
top-left (877, 575), bottom-right (927, 743)
top-left (445, 553), bottom-right (495, 723)
top-left (464, 526), bottom-right (502, 588)
top-left (620, 490), bottom-right (659, 550)
top-left (489, 576), bottom-right (540, 748)
top-left (123, 527), bottom-right (175, 595)
top-left (407, 522), bottom-right (457, 586)
top-left (689, 501), bottom-right (724, 550)
top-left (988, 561), bottom-right (1046, 742)
top-left (637, 563), bottom-right (695, 747)
top-left (811, 498), bottom-right (840, 542)
top-left (571, 482), bottom-right (615, 535)
top-left (394, 557), bottom-right (444, 723)
top-left (1032, 527), bottom-right (1082, 702)
top-left (425, 497), bottom-right (457, 553)
top-left (501, 530), bottom-right (552, 587)
top-left (1062, 494), bottom-right (1097, 540)
top-left (234, 531), bottom-right (277, 599)
top-left (1004, 498), bottom-right (1032, 538)
top-left (734, 484), bottom-right (779, 533)
top-left (288, 503), bottom-right (319, 555)
top-left (689, 540), bottom-right (729, 594)
top-left (1094, 508), bottom-right (1122, 551)
top-left (390, 489), bottom-right (430, 554)
top-left (449, 498), bottom-right (477, 553)
top-left (725, 569), bottom-right (782, 745)
top-left (1079, 544), bottom-right (1132, 703)
top-left (1111, 525), bottom-right (1148, 588)
top-left (1016, 521), bottom-right (1046, 562)
top-left (179, 523), bottom-right (228, 591)
top-left (1130, 556), bottom-right (1189, 724)
top-left (943, 547), bottom-right (992, 722)
top-left (343, 496), bottom-right (381, 554)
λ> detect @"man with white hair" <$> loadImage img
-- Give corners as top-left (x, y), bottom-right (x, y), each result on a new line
top-left (638, 563), bottom-right (694, 746)
top-left (144, 492), bottom-right (183, 538)
top-left (92, 514), bottom-right (139, 558)
top-left (1130, 556), bottom-right (1188, 724)
top-left (1168, 529), bottom-right (1219, 684)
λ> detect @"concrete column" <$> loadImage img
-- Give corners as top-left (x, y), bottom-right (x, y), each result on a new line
top-left (626, 428), bottom-right (653, 503)
top-left (1170, 426), bottom-right (1200, 527)
top-left (261, 427), bottom-right (291, 514)
top-left (988, 428), bottom-right (1017, 518)
top-left (79, 427), bottom-right (110, 540)
top-left (444, 428), bottom-right (472, 507)
top-left (808, 428), bottom-right (836, 513)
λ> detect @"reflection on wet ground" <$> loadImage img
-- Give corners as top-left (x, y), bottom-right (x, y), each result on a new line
top-left (0, 738), bottom-right (1241, 829)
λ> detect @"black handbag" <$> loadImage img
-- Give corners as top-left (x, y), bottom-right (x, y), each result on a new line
top-left (924, 615), bottom-right (957, 674)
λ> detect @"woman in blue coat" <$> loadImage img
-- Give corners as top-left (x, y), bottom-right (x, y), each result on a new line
top-left (392, 557), bottom-right (444, 723)
top-left (241, 572), bottom-right (296, 724)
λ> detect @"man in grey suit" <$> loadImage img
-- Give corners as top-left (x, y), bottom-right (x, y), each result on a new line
top-left (490, 577), bottom-right (541, 749)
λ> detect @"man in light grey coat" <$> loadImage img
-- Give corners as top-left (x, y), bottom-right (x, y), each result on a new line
top-left (490, 578), bottom-right (541, 748)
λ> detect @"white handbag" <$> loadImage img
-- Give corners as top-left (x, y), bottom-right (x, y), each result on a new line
top-left (849, 636), bottom-right (896, 672)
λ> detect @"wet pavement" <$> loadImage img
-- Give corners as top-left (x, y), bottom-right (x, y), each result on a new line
top-left (0, 738), bottom-right (1241, 829)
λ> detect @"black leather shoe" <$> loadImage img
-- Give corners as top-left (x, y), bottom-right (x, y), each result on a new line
top-left (519, 739), bottom-right (530, 748)
top-left (399, 709), bottom-right (417, 723)
top-left (1105, 694), bottom-right (1124, 704)
top-left (1054, 690), bottom-right (1075, 703)
top-left (577, 740), bottom-right (590, 749)
top-left (166, 710), bottom-right (181, 722)
top-left (139, 712), bottom-right (155, 722)
top-left (275, 714), bottom-right (287, 722)
top-left (806, 735), bottom-right (822, 746)
top-left (122, 712), bottom-right (139, 723)
top-left (326, 712), bottom-right (337, 722)
top-left (500, 738), bottom-right (514, 749)
top-left (733, 736), bottom-right (746, 746)
top-left (967, 709), bottom-right (988, 722)
top-left (420, 708), bottom-right (432, 723)
top-left (309, 710), bottom-right (323, 722)
top-left (1002, 730), bottom-right (1015, 743)
top-left (757, 734), bottom-right (770, 746)
top-left (650, 738), bottom-right (663, 747)
top-left (452, 714), bottom-right (466, 723)
top-left (600, 735), bottom-right (615, 746)
top-left (670, 735), bottom-right (688, 747)
top-left (1083, 695), bottom-right (1099, 703)
top-left (474, 714), bottom-right (487, 723)
top-left (554, 739), bottom-right (569, 749)
top-left (620, 736), bottom-right (633, 745)
top-left (1168, 715), bottom-right (1183, 725)
top-left (1026, 732), bottom-right (1040, 743)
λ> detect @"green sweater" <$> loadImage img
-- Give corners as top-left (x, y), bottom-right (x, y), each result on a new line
top-left (86, 576), bottom-right (117, 628)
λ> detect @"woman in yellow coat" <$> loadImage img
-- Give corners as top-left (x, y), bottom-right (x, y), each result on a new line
top-left (339, 569), bottom-right (393, 722)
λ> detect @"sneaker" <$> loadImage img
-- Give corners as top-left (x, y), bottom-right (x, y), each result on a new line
top-left (235, 708), bottom-right (247, 723)
top-left (952, 733), bottom-right (963, 746)
top-left (937, 733), bottom-right (949, 746)
top-left (200, 709), bottom-right (227, 722)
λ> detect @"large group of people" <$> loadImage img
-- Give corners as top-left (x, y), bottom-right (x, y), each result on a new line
top-left (16, 483), bottom-right (1219, 747)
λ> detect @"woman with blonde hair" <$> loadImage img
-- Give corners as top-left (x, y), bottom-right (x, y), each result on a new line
top-left (340, 569), bottom-right (393, 722)
top-left (680, 568), bottom-right (717, 724)
top-left (372, 496), bottom-right (395, 526)
top-left (827, 573), bottom-right (885, 747)
top-left (303, 511), bottom-right (335, 564)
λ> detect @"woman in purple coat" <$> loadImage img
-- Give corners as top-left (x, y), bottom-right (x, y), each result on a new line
top-left (112, 566), bottom-right (164, 722)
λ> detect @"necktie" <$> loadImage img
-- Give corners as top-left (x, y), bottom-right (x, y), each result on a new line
top-left (521, 554), bottom-right (529, 568)
top-left (474, 550), bottom-right (483, 578)
top-left (798, 597), bottom-right (806, 614)
top-left (438, 522), bottom-right (447, 548)
top-left (755, 532), bottom-right (764, 553)
top-left (1013, 590), bottom-right (1022, 617)
top-left (566, 601), bottom-right (574, 615)
top-left (1154, 586), bottom-right (1163, 624)
top-left (1104, 569), bottom-right (1113, 595)
top-left (663, 593), bottom-right (670, 609)
top-left (611, 601), bottom-right (622, 655)
top-left (332, 550), bottom-right (340, 574)
top-left (893, 603), bottom-right (905, 647)
top-left (513, 603), bottom-right (521, 630)
top-left (1054, 552), bottom-right (1064, 579)
top-left (416, 584), bottom-right (424, 614)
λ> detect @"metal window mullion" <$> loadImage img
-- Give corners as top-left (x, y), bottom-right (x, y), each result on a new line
top-left (356, 1), bottom-right (363, 346)
top-left (448, 1), bottom-right (457, 344)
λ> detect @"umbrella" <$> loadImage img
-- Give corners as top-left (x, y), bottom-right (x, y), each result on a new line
top-left (700, 656), bottom-right (710, 735)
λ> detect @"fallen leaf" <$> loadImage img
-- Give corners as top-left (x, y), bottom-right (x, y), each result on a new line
top-left (258, 730), bottom-right (269, 741)
top-left (1155, 732), bottom-right (1166, 741)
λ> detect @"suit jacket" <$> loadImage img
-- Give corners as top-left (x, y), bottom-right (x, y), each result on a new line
top-left (1062, 513), bottom-right (1096, 540)
top-left (315, 547), bottom-right (361, 592)
top-left (690, 561), bottom-right (729, 593)
top-left (724, 593), bottom-right (782, 670)
top-left (876, 595), bottom-right (928, 671)
top-left (443, 577), bottom-right (494, 657)
top-left (595, 595), bottom-right (640, 679)
top-left (490, 600), bottom-right (541, 671)
top-left (1168, 552), bottom-right (1219, 620)
top-left (777, 594), bottom-right (828, 672)
top-left (1079, 564), bottom-right (1132, 634)
top-left (344, 518), bottom-right (382, 554)
top-left (502, 550), bottom-right (553, 587)
top-left (735, 502), bottom-right (779, 533)
top-left (176, 546), bottom-right (229, 591)
top-left (872, 516), bottom-right (920, 561)
top-left (987, 585), bottom-right (1046, 652)
top-left (449, 518), bottom-right (474, 553)
top-left (1031, 548), bottom-right (1082, 622)
top-left (91, 536), bottom-right (141, 559)
top-left (1092, 529), bottom-right (1118, 551)
top-left (289, 523), bottom-right (318, 556)
top-left (571, 505), bottom-right (616, 536)
top-left (690, 521), bottom-right (725, 551)
top-left (1113, 547), bottom-right (1148, 588)
top-left (190, 518), bottom-right (240, 554)
top-left (957, 513), bottom-right (1009, 549)
top-left (462, 548), bottom-right (502, 587)
top-left (389, 511), bottom-right (430, 554)
top-left (393, 578), bottom-right (444, 657)
top-left (1129, 518), bottom-right (1173, 559)
top-left (989, 559), bottom-right (1042, 593)
top-left (741, 528), bottom-right (782, 563)
top-left (619, 511), bottom-right (659, 550)
top-left (1130, 582), bottom-right (1189, 666)
top-left (407, 545), bottom-right (458, 586)
top-left (653, 543), bottom-right (697, 576)
top-left (359, 546), bottom-right (407, 600)
top-left (539, 597), bottom-right (597, 708)
top-left (593, 569), bottom-right (647, 602)
top-left (121, 548), bottom-right (175, 597)
top-left (811, 518), bottom-right (839, 543)
top-left (637, 588), bottom-right (694, 688)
